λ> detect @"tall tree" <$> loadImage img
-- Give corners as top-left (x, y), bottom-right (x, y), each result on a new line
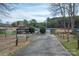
top-left (29, 19), bottom-right (37, 27)
top-left (23, 19), bottom-right (28, 27)
top-left (49, 3), bottom-right (67, 39)
top-left (49, 3), bottom-right (78, 41)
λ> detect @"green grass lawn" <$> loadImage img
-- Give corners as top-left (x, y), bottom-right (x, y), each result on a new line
top-left (57, 34), bottom-right (79, 56)
top-left (0, 30), bottom-right (16, 35)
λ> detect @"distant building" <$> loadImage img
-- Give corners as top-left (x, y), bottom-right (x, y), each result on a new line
top-left (0, 23), bottom-right (11, 29)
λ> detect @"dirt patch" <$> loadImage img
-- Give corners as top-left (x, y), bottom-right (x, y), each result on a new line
top-left (0, 40), bottom-right (30, 56)
top-left (0, 35), bottom-right (31, 56)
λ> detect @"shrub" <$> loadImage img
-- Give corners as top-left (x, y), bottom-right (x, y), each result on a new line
top-left (29, 26), bottom-right (35, 33)
top-left (40, 26), bottom-right (46, 34)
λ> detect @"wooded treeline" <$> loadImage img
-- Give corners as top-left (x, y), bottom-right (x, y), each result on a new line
top-left (46, 16), bottom-right (79, 28)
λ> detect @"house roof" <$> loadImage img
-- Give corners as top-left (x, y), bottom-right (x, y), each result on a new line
top-left (0, 24), bottom-right (11, 27)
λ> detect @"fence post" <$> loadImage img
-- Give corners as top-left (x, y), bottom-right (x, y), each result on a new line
top-left (76, 32), bottom-right (79, 49)
top-left (26, 34), bottom-right (27, 41)
top-left (78, 39), bottom-right (79, 49)
top-left (5, 29), bottom-right (6, 39)
top-left (16, 29), bottom-right (18, 46)
top-left (76, 33), bottom-right (79, 49)
top-left (77, 35), bottom-right (79, 49)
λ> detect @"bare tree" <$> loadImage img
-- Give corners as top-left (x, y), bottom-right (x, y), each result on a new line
top-left (0, 3), bottom-right (15, 17)
top-left (49, 3), bottom-right (78, 42)
top-left (49, 3), bottom-right (67, 39)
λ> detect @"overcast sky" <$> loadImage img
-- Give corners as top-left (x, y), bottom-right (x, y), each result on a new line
top-left (1, 3), bottom-right (53, 23)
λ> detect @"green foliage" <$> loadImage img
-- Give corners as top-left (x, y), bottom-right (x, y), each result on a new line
top-left (47, 17), bottom-right (59, 28)
top-left (75, 16), bottom-right (79, 28)
top-left (11, 22), bottom-right (17, 27)
top-left (58, 34), bottom-right (78, 56)
top-left (29, 19), bottom-right (37, 27)
top-left (17, 21), bottom-right (23, 26)
top-left (23, 19), bottom-right (28, 26)
top-left (36, 22), bottom-right (46, 28)
top-left (46, 16), bottom-right (79, 28)
top-left (11, 16), bottom-right (79, 29)
top-left (29, 26), bottom-right (35, 33)
top-left (0, 31), bottom-right (5, 34)
top-left (40, 26), bottom-right (46, 34)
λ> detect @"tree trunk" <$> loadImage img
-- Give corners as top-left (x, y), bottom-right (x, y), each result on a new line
top-left (67, 22), bottom-right (70, 42)
top-left (70, 3), bottom-right (75, 31)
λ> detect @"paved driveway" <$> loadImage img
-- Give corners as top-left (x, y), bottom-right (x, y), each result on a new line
top-left (15, 34), bottom-right (71, 56)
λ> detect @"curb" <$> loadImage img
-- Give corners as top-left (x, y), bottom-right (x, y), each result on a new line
top-left (51, 34), bottom-right (72, 56)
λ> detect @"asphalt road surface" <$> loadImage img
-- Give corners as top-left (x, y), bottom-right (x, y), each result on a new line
top-left (15, 34), bottom-right (71, 56)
